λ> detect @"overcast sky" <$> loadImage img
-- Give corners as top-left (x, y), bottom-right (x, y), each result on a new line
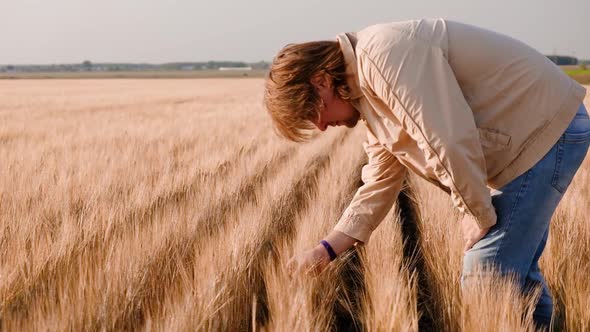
top-left (1, 0), bottom-right (588, 65)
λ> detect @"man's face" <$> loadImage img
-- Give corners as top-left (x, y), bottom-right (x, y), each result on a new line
top-left (310, 74), bottom-right (361, 132)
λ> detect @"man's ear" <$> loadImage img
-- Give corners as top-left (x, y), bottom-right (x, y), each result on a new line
top-left (310, 72), bottom-right (330, 90)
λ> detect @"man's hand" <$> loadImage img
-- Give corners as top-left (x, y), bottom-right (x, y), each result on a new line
top-left (461, 214), bottom-right (491, 252)
top-left (286, 245), bottom-right (331, 277)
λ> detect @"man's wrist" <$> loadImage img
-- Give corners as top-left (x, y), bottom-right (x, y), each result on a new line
top-left (319, 239), bottom-right (338, 261)
top-left (315, 243), bottom-right (332, 261)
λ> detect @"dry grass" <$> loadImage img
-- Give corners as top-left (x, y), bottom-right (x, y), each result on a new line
top-left (0, 80), bottom-right (588, 331)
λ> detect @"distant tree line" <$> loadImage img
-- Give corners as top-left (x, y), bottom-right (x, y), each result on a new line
top-left (0, 60), bottom-right (270, 73)
top-left (546, 55), bottom-right (579, 65)
top-left (2, 56), bottom-right (587, 73)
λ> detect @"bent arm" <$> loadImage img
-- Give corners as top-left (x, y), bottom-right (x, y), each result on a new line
top-left (331, 130), bottom-right (407, 246)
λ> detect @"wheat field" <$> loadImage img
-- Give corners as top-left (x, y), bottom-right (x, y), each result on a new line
top-left (0, 79), bottom-right (588, 331)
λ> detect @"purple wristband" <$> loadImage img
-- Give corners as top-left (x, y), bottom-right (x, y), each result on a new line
top-left (319, 240), bottom-right (337, 261)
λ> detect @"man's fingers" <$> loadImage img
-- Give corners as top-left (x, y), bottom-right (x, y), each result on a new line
top-left (464, 239), bottom-right (473, 252)
top-left (286, 251), bottom-right (327, 278)
top-left (286, 257), bottom-right (296, 276)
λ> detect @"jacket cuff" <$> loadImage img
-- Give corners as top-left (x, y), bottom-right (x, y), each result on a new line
top-left (333, 208), bottom-right (373, 244)
top-left (473, 207), bottom-right (498, 229)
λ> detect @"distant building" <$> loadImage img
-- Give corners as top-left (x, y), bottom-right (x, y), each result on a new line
top-left (218, 66), bottom-right (252, 71)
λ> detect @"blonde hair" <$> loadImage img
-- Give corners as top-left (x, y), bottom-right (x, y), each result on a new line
top-left (263, 40), bottom-right (352, 142)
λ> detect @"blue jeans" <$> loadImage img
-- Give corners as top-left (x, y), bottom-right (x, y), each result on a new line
top-left (461, 102), bottom-right (590, 329)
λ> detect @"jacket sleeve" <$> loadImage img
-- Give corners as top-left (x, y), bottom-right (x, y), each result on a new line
top-left (333, 130), bottom-right (407, 244)
top-left (357, 38), bottom-right (497, 229)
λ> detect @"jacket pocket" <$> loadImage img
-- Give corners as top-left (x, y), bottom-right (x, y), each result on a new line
top-left (477, 127), bottom-right (512, 150)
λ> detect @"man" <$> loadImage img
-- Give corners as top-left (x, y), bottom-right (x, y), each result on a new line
top-left (263, 18), bottom-right (589, 329)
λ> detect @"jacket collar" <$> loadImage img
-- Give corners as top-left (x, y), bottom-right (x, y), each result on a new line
top-left (336, 32), bottom-right (364, 100)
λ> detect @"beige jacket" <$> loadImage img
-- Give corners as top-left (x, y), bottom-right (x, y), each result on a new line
top-left (333, 18), bottom-right (586, 244)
